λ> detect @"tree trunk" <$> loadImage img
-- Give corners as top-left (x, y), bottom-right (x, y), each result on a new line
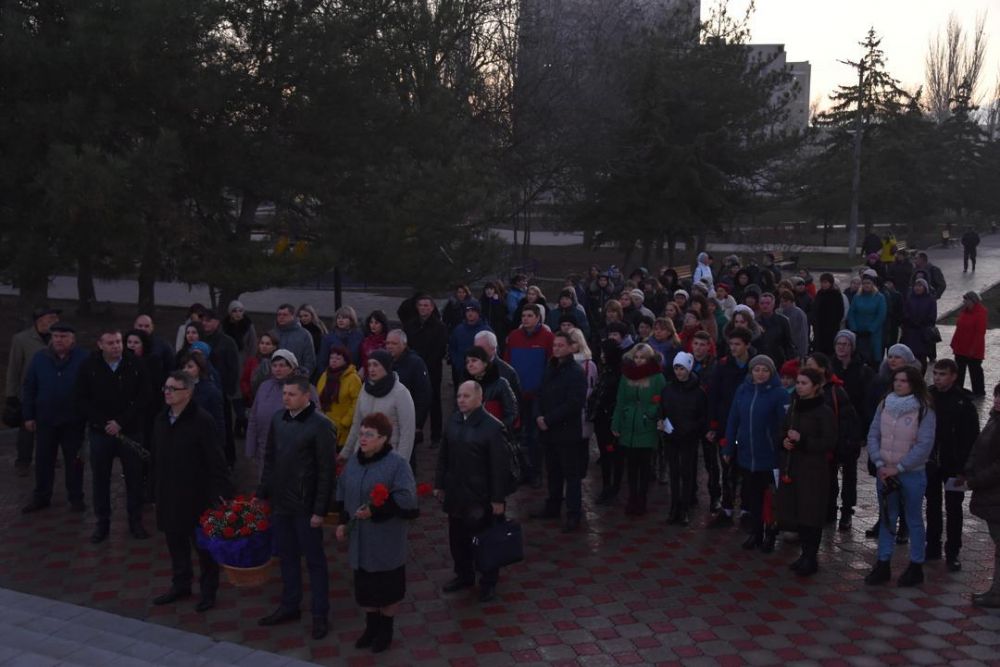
top-left (655, 233), bottom-right (665, 260)
top-left (666, 233), bottom-right (676, 267)
top-left (137, 227), bottom-right (160, 315)
top-left (76, 254), bottom-right (96, 316)
top-left (17, 272), bottom-right (49, 312)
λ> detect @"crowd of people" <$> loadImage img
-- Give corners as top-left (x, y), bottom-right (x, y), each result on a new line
top-left (4, 245), bottom-right (1000, 654)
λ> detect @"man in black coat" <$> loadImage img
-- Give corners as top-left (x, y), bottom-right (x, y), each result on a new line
top-left (754, 293), bottom-right (795, 368)
top-left (199, 311), bottom-right (240, 466)
top-left (133, 315), bottom-right (174, 390)
top-left (403, 295), bottom-right (448, 445)
top-left (76, 329), bottom-right (151, 543)
top-left (961, 228), bottom-right (980, 272)
top-left (531, 331), bottom-right (587, 533)
top-left (474, 330), bottom-right (522, 403)
top-left (435, 380), bottom-right (510, 603)
top-left (151, 371), bottom-right (232, 611)
top-left (927, 359), bottom-right (980, 571)
top-left (386, 328), bottom-right (432, 469)
top-left (256, 376), bottom-right (337, 639)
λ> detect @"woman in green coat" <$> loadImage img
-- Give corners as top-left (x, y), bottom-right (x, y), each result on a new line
top-left (612, 343), bottom-right (666, 516)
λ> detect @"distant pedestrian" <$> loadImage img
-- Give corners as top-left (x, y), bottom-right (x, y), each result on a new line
top-left (951, 291), bottom-right (987, 397)
top-left (961, 228), bottom-right (980, 272)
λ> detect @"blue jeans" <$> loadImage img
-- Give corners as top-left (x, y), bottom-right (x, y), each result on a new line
top-left (272, 514), bottom-right (329, 618)
top-left (877, 470), bottom-right (927, 563)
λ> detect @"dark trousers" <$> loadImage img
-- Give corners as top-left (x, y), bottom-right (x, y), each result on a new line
top-left (273, 514), bottom-right (329, 618)
top-left (15, 426), bottom-right (34, 466)
top-left (544, 439), bottom-right (585, 517)
top-left (741, 468), bottom-right (773, 536)
top-left (625, 448), bottom-right (653, 501)
top-left (448, 513), bottom-right (498, 586)
top-left (33, 422), bottom-right (85, 505)
top-left (828, 448), bottom-right (859, 518)
top-left (925, 464), bottom-right (964, 559)
top-left (89, 431), bottom-right (144, 526)
top-left (964, 246), bottom-right (977, 271)
top-left (956, 355), bottom-right (985, 396)
top-left (519, 398), bottom-right (541, 481)
top-left (721, 458), bottom-right (742, 512)
top-left (668, 437), bottom-right (699, 512)
top-left (222, 395), bottom-right (235, 466)
top-left (165, 529), bottom-right (219, 594)
top-left (798, 525), bottom-right (822, 557)
top-left (595, 420), bottom-right (624, 493)
top-left (698, 438), bottom-right (722, 505)
top-left (428, 363), bottom-right (443, 441)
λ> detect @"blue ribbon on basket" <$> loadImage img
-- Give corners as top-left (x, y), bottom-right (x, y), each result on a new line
top-left (195, 528), bottom-right (272, 568)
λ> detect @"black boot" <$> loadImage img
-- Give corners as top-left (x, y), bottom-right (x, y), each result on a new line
top-left (760, 528), bottom-right (777, 554)
top-left (896, 562), bottom-right (924, 587)
top-left (865, 560), bottom-right (891, 585)
top-left (355, 612), bottom-right (379, 649)
top-left (864, 521), bottom-right (880, 538)
top-left (742, 532), bottom-right (762, 550)
top-left (371, 614), bottom-right (394, 653)
top-left (788, 554), bottom-right (806, 571)
top-left (795, 554), bottom-right (819, 577)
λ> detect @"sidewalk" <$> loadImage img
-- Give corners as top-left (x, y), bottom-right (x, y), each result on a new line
top-left (923, 231), bottom-right (1000, 319)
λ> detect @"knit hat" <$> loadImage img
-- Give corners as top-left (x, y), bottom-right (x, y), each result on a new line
top-left (464, 299), bottom-right (482, 313)
top-left (913, 278), bottom-right (930, 292)
top-left (559, 313), bottom-right (578, 326)
top-left (465, 346), bottom-right (490, 363)
top-left (733, 304), bottom-right (756, 320)
top-left (861, 269), bottom-right (878, 281)
top-left (672, 351), bottom-right (694, 371)
top-left (887, 344), bottom-right (916, 364)
top-left (190, 341), bottom-right (212, 357)
top-left (271, 348), bottom-right (299, 368)
top-left (673, 289), bottom-right (689, 301)
top-left (834, 330), bottom-right (856, 349)
top-left (49, 323), bottom-right (76, 334)
top-left (744, 284), bottom-right (762, 298)
top-left (963, 290), bottom-right (982, 305)
top-left (748, 354), bottom-right (777, 378)
top-left (779, 358), bottom-right (800, 378)
top-left (368, 349), bottom-right (394, 373)
top-left (629, 288), bottom-right (645, 302)
top-left (228, 300), bottom-right (245, 313)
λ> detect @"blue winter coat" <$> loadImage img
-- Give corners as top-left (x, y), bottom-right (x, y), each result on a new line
top-left (723, 375), bottom-right (790, 471)
top-left (447, 320), bottom-right (493, 370)
top-left (21, 347), bottom-right (89, 426)
top-left (847, 290), bottom-right (887, 363)
top-left (319, 328), bottom-right (365, 369)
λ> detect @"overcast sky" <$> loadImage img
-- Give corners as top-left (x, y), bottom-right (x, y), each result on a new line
top-left (709, 0), bottom-right (1000, 110)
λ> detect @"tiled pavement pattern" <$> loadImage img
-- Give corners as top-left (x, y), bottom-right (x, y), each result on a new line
top-left (2, 331), bottom-right (1000, 667)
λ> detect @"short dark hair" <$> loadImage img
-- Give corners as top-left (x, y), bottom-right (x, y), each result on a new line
top-left (727, 327), bottom-right (753, 344)
top-left (98, 327), bottom-right (122, 339)
top-left (360, 412), bottom-right (393, 440)
top-left (277, 303), bottom-right (296, 314)
top-left (797, 367), bottom-right (825, 387)
top-left (283, 375), bottom-right (311, 394)
top-left (522, 304), bottom-right (542, 318)
top-left (553, 330), bottom-right (573, 345)
top-left (692, 330), bottom-right (712, 343)
top-left (167, 370), bottom-right (194, 389)
top-left (778, 289), bottom-right (794, 303)
top-left (933, 358), bottom-right (958, 375)
top-left (179, 350), bottom-right (210, 379)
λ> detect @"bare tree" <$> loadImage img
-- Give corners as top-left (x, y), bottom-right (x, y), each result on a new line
top-left (925, 12), bottom-right (989, 122)
top-left (985, 65), bottom-right (1000, 140)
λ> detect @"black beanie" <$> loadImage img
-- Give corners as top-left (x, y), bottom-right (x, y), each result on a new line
top-left (368, 349), bottom-right (394, 373)
top-left (465, 346), bottom-right (490, 363)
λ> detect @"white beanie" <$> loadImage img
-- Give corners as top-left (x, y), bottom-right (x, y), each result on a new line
top-left (672, 351), bottom-right (694, 372)
top-left (271, 349), bottom-right (299, 369)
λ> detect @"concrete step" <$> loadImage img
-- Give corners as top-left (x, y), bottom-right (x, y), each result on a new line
top-left (0, 587), bottom-right (317, 666)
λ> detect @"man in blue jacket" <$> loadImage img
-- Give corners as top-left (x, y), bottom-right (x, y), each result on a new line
top-left (447, 301), bottom-right (492, 395)
top-left (21, 324), bottom-right (90, 513)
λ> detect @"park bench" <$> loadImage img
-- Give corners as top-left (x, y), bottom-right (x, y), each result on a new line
top-left (771, 251), bottom-right (798, 271)
top-left (671, 265), bottom-right (693, 283)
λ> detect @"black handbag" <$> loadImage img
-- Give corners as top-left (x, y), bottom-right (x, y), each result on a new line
top-left (472, 517), bottom-right (524, 572)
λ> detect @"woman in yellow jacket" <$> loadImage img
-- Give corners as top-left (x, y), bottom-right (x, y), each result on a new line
top-left (316, 344), bottom-right (363, 449)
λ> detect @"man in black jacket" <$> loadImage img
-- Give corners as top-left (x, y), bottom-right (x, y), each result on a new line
top-left (689, 332), bottom-right (720, 512)
top-left (927, 359), bottom-right (980, 571)
top-left (435, 380), bottom-right (509, 602)
top-left (386, 329), bottom-right (431, 469)
top-left (474, 330), bottom-right (522, 403)
top-left (256, 376), bottom-right (337, 640)
top-left (531, 331), bottom-right (587, 533)
top-left (403, 295), bottom-right (448, 445)
top-left (754, 293), bottom-right (795, 368)
top-left (200, 311), bottom-right (240, 466)
top-left (961, 228), bottom-right (980, 272)
top-left (151, 371), bottom-right (232, 612)
top-left (76, 329), bottom-right (151, 543)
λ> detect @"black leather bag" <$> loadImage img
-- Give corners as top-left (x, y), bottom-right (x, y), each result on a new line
top-left (472, 518), bottom-right (524, 572)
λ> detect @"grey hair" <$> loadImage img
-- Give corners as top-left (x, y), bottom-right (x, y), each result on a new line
top-left (167, 370), bottom-right (195, 389)
top-left (387, 329), bottom-right (407, 345)
top-left (474, 330), bottom-right (498, 349)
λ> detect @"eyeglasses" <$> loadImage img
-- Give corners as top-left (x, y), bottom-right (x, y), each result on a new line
top-left (162, 385), bottom-right (189, 393)
top-left (358, 430), bottom-right (383, 440)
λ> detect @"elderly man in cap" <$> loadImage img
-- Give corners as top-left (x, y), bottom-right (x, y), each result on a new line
top-left (21, 323), bottom-right (89, 513)
top-left (6, 307), bottom-right (60, 476)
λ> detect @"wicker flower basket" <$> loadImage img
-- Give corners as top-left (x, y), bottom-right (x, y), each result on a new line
top-left (222, 557), bottom-right (276, 587)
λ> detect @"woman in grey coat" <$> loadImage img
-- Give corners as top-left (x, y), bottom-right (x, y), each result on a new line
top-left (336, 412), bottom-right (418, 653)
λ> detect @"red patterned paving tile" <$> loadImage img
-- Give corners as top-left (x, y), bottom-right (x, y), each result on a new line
top-left (614, 652), bottom-right (645, 664)
top-left (472, 640), bottom-right (501, 654)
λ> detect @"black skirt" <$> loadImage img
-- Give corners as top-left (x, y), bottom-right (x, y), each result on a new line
top-left (354, 565), bottom-right (406, 608)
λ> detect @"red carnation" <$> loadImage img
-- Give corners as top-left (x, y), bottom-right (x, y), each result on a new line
top-left (239, 526), bottom-right (251, 537)
top-left (202, 525), bottom-right (212, 536)
top-left (781, 474), bottom-right (793, 484)
top-left (257, 520), bottom-right (269, 532)
top-left (651, 395), bottom-right (661, 403)
top-left (416, 482), bottom-right (434, 497)
top-left (222, 526), bottom-right (235, 539)
top-left (370, 483), bottom-right (390, 508)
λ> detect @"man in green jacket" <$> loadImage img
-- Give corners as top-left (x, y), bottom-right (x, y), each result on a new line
top-left (6, 307), bottom-right (60, 476)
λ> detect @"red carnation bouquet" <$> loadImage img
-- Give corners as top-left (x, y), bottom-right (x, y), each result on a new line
top-left (346, 482), bottom-right (434, 534)
top-left (196, 495), bottom-right (272, 568)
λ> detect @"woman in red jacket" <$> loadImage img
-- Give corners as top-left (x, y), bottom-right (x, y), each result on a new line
top-left (951, 291), bottom-right (987, 397)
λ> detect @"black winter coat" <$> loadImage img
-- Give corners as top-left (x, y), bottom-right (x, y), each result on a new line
top-left (202, 330), bottom-right (240, 396)
top-left (404, 313), bottom-right (448, 377)
top-left (929, 386), bottom-right (980, 476)
top-left (661, 375), bottom-right (708, 442)
top-left (495, 357), bottom-right (523, 403)
top-left (467, 362), bottom-right (518, 431)
top-left (153, 402), bottom-right (232, 534)
top-left (754, 313), bottom-right (795, 368)
top-left (966, 412), bottom-right (1000, 523)
top-left (536, 357), bottom-right (587, 445)
top-left (777, 395), bottom-right (837, 528)
top-left (435, 406), bottom-right (510, 518)
top-left (823, 380), bottom-right (861, 462)
top-left (76, 351), bottom-right (151, 437)
top-left (812, 288), bottom-right (845, 356)
top-left (707, 349), bottom-right (755, 433)
top-left (832, 356), bottom-right (874, 426)
top-left (394, 349), bottom-right (432, 425)
top-left (257, 403), bottom-right (337, 517)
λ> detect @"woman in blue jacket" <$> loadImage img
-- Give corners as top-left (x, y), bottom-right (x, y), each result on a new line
top-left (723, 355), bottom-right (790, 551)
top-left (847, 271), bottom-right (887, 367)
